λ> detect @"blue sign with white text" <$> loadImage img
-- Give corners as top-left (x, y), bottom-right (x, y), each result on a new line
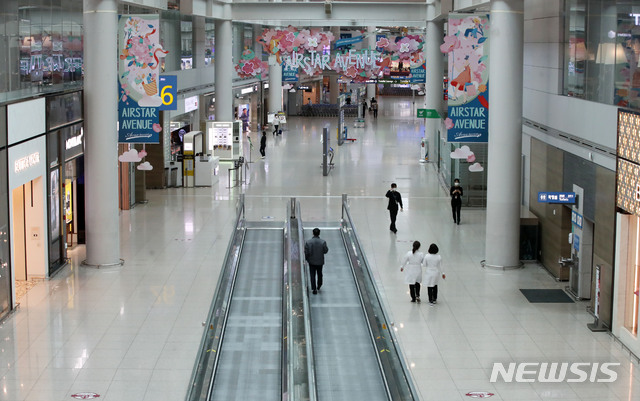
top-left (447, 84), bottom-right (490, 142)
top-left (409, 64), bottom-right (426, 83)
top-left (538, 192), bottom-right (576, 204)
top-left (573, 234), bottom-right (580, 251)
top-left (571, 210), bottom-right (583, 228)
top-left (335, 35), bottom-right (364, 48)
top-left (282, 65), bottom-right (299, 82)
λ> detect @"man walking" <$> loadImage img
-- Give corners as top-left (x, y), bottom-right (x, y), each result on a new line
top-left (259, 130), bottom-right (267, 158)
top-left (305, 228), bottom-right (329, 294)
top-left (385, 183), bottom-right (403, 233)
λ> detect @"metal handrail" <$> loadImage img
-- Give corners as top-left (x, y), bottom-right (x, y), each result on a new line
top-left (185, 194), bottom-right (246, 401)
top-left (340, 195), bottom-right (421, 401)
top-left (283, 198), bottom-right (318, 401)
top-left (296, 200), bottom-right (318, 401)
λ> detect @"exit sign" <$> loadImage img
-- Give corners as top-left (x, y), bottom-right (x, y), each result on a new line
top-left (417, 109), bottom-right (440, 119)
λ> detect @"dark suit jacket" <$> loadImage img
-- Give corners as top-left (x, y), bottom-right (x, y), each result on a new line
top-left (386, 190), bottom-right (403, 210)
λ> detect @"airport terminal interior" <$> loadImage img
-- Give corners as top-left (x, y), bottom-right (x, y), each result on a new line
top-left (1, 0), bottom-right (640, 400)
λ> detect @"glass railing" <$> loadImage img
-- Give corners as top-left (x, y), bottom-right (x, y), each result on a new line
top-left (185, 194), bottom-right (246, 401)
top-left (340, 195), bottom-right (420, 401)
top-left (284, 198), bottom-right (318, 401)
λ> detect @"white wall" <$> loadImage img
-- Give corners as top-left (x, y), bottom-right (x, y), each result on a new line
top-left (7, 98), bottom-right (45, 145)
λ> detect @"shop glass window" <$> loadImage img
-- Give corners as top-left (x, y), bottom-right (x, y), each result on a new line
top-left (205, 19), bottom-right (215, 66)
top-left (181, 16), bottom-right (193, 70)
top-left (0, 0), bottom-right (83, 103)
top-left (563, 0), bottom-right (640, 109)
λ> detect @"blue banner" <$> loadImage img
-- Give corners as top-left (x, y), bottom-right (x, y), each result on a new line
top-left (335, 35), bottom-right (364, 48)
top-left (409, 64), bottom-right (426, 83)
top-left (446, 84), bottom-right (489, 142)
top-left (118, 84), bottom-right (161, 143)
top-left (282, 65), bottom-right (299, 82)
top-left (538, 192), bottom-right (576, 204)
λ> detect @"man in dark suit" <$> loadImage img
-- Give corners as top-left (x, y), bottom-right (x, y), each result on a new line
top-left (385, 183), bottom-right (403, 233)
top-left (305, 228), bottom-right (329, 294)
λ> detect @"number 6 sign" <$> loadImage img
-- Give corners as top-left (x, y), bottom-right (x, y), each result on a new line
top-left (159, 75), bottom-right (177, 110)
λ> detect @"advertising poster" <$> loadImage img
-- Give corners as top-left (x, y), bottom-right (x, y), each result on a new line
top-left (409, 63), bottom-right (426, 83)
top-left (118, 15), bottom-right (167, 143)
top-left (65, 179), bottom-right (73, 223)
top-left (50, 170), bottom-right (60, 239)
top-left (282, 65), bottom-right (299, 82)
top-left (441, 15), bottom-right (490, 142)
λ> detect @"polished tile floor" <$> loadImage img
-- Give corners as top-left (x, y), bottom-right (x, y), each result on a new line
top-left (1, 97), bottom-right (638, 400)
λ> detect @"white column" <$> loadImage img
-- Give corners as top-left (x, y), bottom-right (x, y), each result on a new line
top-left (425, 19), bottom-right (444, 160)
top-left (83, 0), bottom-right (120, 266)
top-left (484, 0), bottom-right (524, 268)
top-left (367, 26), bottom-right (377, 100)
top-left (268, 55), bottom-right (282, 113)
top-left (215, 19), bottom-right (233, 121)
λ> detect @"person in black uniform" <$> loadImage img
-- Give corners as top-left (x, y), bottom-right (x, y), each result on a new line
top-left (305, 228), bottom-right (329, 294)
top-left (385, 183), bottom-right (403, 233)
top-left (450, 178), bottom-right (463, 225)
top-left (259, 130), bottom-right (267, 158)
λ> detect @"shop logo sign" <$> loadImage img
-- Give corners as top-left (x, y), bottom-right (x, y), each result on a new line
top-left (66, 132), bottom-right (83, 150)
top-left (490, 362), bottom-right (620, 383)
top-left (14, 152), bottom-right (40, 173)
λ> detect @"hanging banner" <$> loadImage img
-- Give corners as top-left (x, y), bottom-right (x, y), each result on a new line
top-left (409, 63), bottom-right (426, 83)
top-left (118, 15), bottom-right (168, 143)
top-left (282, 65), bottom-right (299, 82)
top-left (441, 15), bottom-right (490, 142)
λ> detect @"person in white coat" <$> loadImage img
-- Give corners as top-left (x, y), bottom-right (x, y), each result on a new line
top-left (423, 243), bottom-right (445, 305)
top-left (400, 241), bottom-right (424, 303)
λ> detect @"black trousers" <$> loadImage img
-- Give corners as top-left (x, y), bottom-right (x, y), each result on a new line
top-left (451, 200), bottom-right (461, 223)
top-left (309, 264), bottom-right (323, 291)
top-left (427, 285), bottom-right (438, 303)
top-left (389, 208), bottom-right (398, 232)
top-left (409, 283), bottom-right (421, 301)
top-left (259, 146), bottom-right (266, 157)
top-left (273, 125), bottom-right (279, 135)
top-left (373, 109), bottom-right (378, 118)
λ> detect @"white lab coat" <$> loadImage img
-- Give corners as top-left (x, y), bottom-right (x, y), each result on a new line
top-left (400, 251), bottom-right (424, 284)
top-left (422, 253), bottom-right (443, 287)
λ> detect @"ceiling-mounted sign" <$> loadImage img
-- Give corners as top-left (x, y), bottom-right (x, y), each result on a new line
top-left (537, 192), bottom-right (576, 204)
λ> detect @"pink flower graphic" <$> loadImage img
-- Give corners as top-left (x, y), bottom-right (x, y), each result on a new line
top-left (445, 118), bottom-right (454, 129)
top-left (440, 35), bottom-right (460, 53)
top-left (152, 123), bottom-right (162, 133)
top-left (345, 66), bottom-right (358, 78)
top-left (241, 62), bottom-right (256, 75)
top-left (376, 37), bottom-right (390, 48)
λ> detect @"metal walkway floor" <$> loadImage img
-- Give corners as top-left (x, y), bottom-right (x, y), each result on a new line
top-left (306, 228), bottom-right (388, 401)
top-left (210, 228), bottom-right (284, 401)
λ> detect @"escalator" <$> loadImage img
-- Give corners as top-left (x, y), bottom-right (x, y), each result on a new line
top-left (186, 196), bottom-right (419, 401)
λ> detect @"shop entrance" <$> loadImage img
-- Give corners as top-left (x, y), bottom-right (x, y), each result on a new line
top-left (12, 177), bottom-right (46, 282)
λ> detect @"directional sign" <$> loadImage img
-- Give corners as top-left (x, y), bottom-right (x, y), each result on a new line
top-left (537, 192), bottom-right (576, 204)
top-left (417, 109), bottom-right (440, 119)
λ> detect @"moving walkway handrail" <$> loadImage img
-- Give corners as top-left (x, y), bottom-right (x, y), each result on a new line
top-left (283, 198), bottom-right (318, 401)
top-left (340, 195), bottom-right (420, 401)
top-left (185, 194), bottom-right (246, 401)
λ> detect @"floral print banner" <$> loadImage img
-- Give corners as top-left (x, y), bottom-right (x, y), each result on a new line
top-left (254, 26), bottom-right (424, 83)
top-left (118, 15), bottom-right (167, 143)
top-left (441, 15), bottom-right (490, 143)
